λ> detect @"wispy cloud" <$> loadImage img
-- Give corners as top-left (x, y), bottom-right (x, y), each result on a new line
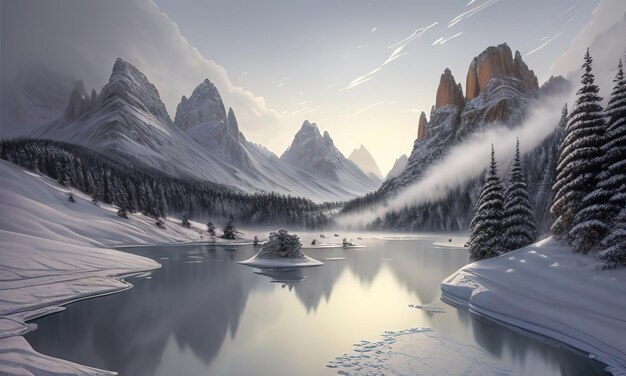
top-left (448, 0), bottom-right (500, 28)
top-left (525, 31), bottom-right (563, 57)
top-left (346, 100), bottom-right (394, 119)
top-left (284, 105), bottom-right (320, 117)
top-left (346, 22), bottom-right (438, 90)
top-left (432, 32), bottom-right (463, 46)
top-left (561, 5), bottom-right (576, 15)
top-left (563, 14), bottom-right (575, 26)
top-left (272, 77), bottom-right (290, 87)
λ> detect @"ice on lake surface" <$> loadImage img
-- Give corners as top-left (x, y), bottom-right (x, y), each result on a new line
top-left (25, 234), bottom-right (609, 376)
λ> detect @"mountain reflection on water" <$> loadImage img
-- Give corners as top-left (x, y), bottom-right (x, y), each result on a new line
top-left (25, 234), bottom-right (608, 376)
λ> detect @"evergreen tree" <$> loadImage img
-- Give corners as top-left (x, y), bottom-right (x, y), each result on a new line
top-left (551, 48), bottom-right (605, 250)
top-left (221, 216), bottom-right (237, 240)
top-left (565, 50), bottom-right (609, 253)
top-left (600, 208), bottom-right (626, 268)
top-left (502, 139), bottom-right (536, 251)
top-left (182, 213), bottom-right (191, 228)
top-left (207, 222), bottom-right (216, 236)
top-left (469, 145), bottom-right (505, 260)
top-left (598, 60), bottom-right (626, 267)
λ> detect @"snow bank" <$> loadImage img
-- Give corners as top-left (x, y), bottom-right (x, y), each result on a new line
top-left (441, 237), bottom-right (626, 375)
top-left (0, 160), bottom-right (212, 374)
top-left (327, 327), bottom-right (511, 375)
top-left (239, 255), bottom-right (323, 268)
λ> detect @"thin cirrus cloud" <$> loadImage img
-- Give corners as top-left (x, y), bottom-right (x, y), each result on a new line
top-left (525, 31), bottom-right (563, 57)
top-left (432, 32), bottom-right (463, 46)
top-left (346, 100), bottom-right (395, 119)
top-left (272, 77), bottom-right (290, 87)
top-left (346, 22), bottom-right (438, 90)
top-left (448, 0), bottom-right (500, 27)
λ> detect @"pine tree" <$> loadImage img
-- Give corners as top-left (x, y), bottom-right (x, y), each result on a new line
top-left (469, 145), bottom-right (504, 260)
top-left (565, 50), bottom-right (609, 253)
top-left (600, 208), bottom-right (626, 268)
top-left (598, 60), bottom-right (626, 267)
top-left (221, 216), bottom-right (237, 240)
top-left (207, 222), bottom-right (216, 236)
top-left (502, 139), bottom-right (536, 251)
top-left (551, 48), bottom-right (605, 250)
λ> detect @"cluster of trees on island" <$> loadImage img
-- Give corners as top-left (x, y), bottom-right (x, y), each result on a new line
top-left (0, 139), bottom-right (341, 229)
top-left (471, 51), bottom-right (626, 268)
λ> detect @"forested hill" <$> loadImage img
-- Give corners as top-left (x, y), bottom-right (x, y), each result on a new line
top-left (0, 139), bottom-right (340, 228)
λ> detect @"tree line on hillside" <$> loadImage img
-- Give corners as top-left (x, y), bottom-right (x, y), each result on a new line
top-left (471, 50), bottom-right (626, 268)
top-left (0, 139), bottom-right (341, 229)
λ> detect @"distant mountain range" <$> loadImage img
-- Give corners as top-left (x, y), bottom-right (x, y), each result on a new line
top-left (34, 59), bottom-right (380, 202)
top-left (348, 145), bottom-right (383, 184)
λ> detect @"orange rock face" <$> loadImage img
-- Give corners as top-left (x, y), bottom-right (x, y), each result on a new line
top-left (417, 111), bottom-right (427, 140)
top-left (465, 43), bottom-right (538, 100)
top-left (435, 68), bottom-right (465, 109)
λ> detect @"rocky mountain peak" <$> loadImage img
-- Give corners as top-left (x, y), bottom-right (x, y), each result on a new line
top-left (348, 144), bottom-right (383, 180)
top-left (417, 111), bottom-right (428, 140)
top-left (97, 58), bottom-right (170, 122)
top-left (174, 78), bottom-right (227, 130)
top-left (465, 43), bottom-right (538, 100)
top-left (63, 79), bottom-right (91, 121)
top-left (226, 107), bottom-right (240, 141)
top-left (435, 68), bottom-right (465, 109)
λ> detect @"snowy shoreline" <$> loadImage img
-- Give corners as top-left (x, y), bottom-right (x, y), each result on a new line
top-left (441, 237), bottom-right (626, 375)
top-left (0, 160), bottom-right (220, 375)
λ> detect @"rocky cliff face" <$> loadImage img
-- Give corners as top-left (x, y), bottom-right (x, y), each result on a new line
top-left (344, 43), bottom-right (566, 233)
top-left (174, 79), bottom-right (226, 131)
top-left (417, 112), bottom-right (428, 140)
top-left (435, 68), bottom-right (465, 109)
top-left (63, 80), bottom-right (92, 122)
top-left (465, 43), bottom-right (538, 100)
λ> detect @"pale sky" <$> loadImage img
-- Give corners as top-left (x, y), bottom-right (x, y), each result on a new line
top-left (0, 0), bottom-right (608, 173)
top-left (153, 0), bottom-right (597, 173)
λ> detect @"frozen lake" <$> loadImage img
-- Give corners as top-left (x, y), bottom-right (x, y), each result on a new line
top-left (25, 233), bottom-right (609, 375)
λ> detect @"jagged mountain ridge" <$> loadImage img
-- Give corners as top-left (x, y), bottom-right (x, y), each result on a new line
top-left (36, 58), bottom-right (378, 202)
top-left (348, 144), bottom-right (384, 182)
top-left (281, 121), bottom-right (378, 189)
top-left (386, 154), bottom-right (408, 180)
top-left (344, 43), bottom-right (569, 233)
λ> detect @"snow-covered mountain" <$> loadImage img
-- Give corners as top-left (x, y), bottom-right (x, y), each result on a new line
top-left (281, 121), bottom-right (379, 191)
top-left (386, 154), bottom-right (408, 180)
top-left (348, 144), bottom-right (383, 183)
top-left (344, 43), bottom-right (569, 232)
top-left (35, 59), bottom-right (376, 202)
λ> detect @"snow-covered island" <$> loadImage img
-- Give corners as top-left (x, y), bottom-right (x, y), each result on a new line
top-left (239, 229), bottom-right (323, 268)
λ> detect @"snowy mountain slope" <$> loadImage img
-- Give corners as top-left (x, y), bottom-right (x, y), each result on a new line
top-left (34, 59), bottom-right (374, 202)
top-left (348, 144), bottom-right (384, 181)
top-left (173, 79), bottom-right (380, 201)
top-left (281, 121), bottom-right (379, 191)
top-left (386, 154), bottom-right (408, 180)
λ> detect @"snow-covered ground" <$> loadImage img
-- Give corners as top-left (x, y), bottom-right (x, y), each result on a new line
top-left (0, 160), bottom-right (227, 374)
top-left (441, 237), bottom-right (626, 375)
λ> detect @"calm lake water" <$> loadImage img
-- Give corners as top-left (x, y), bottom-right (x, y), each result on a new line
top-left (25, 233), bottom-right (608, 376)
